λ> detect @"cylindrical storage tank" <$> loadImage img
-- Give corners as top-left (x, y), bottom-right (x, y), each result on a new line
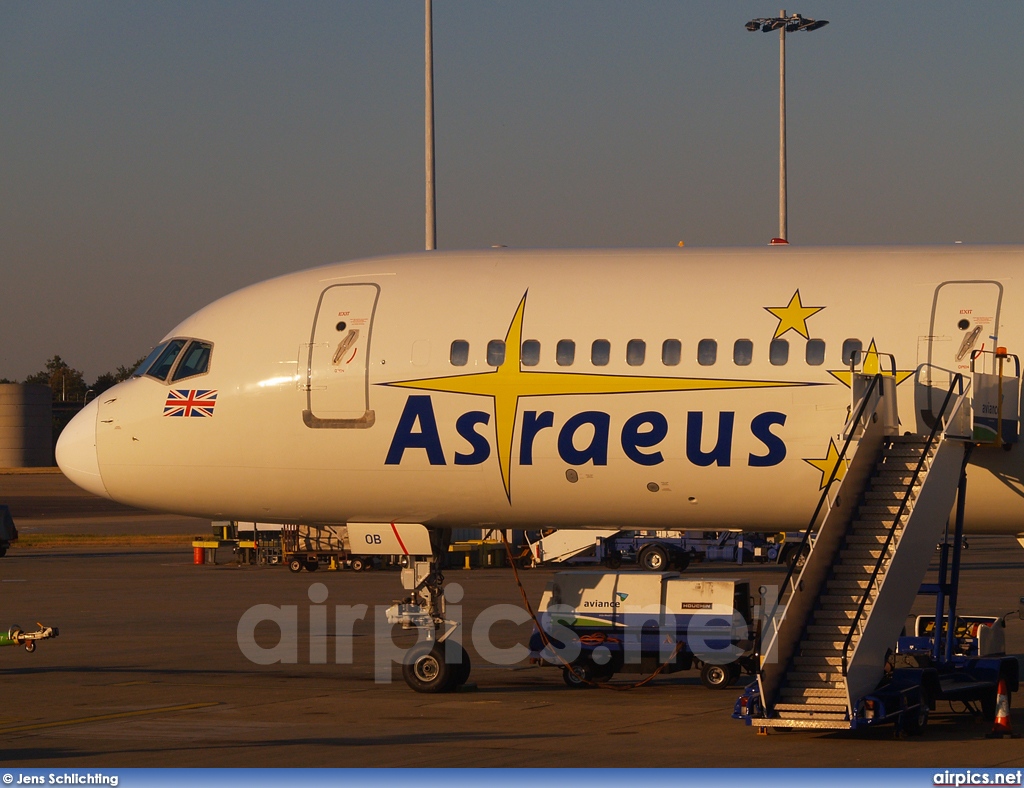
top-left (0, 384), bottom-right (53, 467)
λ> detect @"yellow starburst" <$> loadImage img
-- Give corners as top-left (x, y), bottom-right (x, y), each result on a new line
top-left (764, 290), bottom-right (824, 340)
top-left (828, 339), bottom-right (915, 388)
top-left (386, 293), bottom-right (818, 502)
top-left (803, 438), bottom-right (849, 490)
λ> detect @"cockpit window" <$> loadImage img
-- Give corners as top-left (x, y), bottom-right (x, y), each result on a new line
top-left (171, 341), bottom-right (213, 382)
top-left (133, 343), bottom-right (168, 378)
top-left (145, 339), bottom-right (187, 381)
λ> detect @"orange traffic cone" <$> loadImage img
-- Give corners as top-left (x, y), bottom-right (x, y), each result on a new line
top-left (986, 678), bottom-right (1019, 738)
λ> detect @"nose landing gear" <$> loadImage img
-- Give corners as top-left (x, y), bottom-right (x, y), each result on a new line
top-left (385, 534), bottom-right (469, 693)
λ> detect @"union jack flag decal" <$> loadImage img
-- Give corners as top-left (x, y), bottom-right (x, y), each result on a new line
top-left (164, 389), bottom-right (218, 417)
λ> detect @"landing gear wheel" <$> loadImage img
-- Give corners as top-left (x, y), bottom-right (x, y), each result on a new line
top-left (700, 662), bottom-right (732, 690)
top-left (639, 545), bottom-right (668, 571)
top-left (349, 556), bottom-right (366, 572)
top-left (402, 642), bottom-right (454, 694)
top-left (288, 558), bottom-right (304, 573)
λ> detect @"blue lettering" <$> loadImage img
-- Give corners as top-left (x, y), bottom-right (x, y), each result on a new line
top-left (520, 410), bottom-right (554, 465)
top-left (620, 411), bottom-right (667, 466)
top-left (454, 411), bottom-right (491, 465)
top-left (686, 411), bottom-right (734, 467)
top-left (384, 396), bottom-right (446, 466)
top-left (558, 411), bottom-right (610, 466)
top-left (748, 411), bottom-right (787, 467)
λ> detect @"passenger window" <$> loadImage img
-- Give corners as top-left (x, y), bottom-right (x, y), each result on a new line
top-left (662, 339), bottom-right (681, 366)
top-left (450, 340), bottom-right (469, 367)
top-left (487, 340), bottom-right (505, 367)
top-left (522, 340), bottom-right (540, 367)
top-left (592, 339), bottom-right (610, 367)
top-left (733, 339), bottom-right (753, 366)
top-left (145, 339), bottom-right (187, 381)
top-left (134, 342), bottom-right (168, 378)
top-left (556, 340), bottom-right (575, 367)
top-left (626, 339), bottom-right (646, 367)
top-left (769, 339), bottom-right (789, 366)
top-left (806, 339), bottom-right (826, 366)
top-left (842, 339), bottom-right (863, 366)
top-left (172, 341), bottom-right (213, 381)
top-left (697, 339), bottom-right (717, 366)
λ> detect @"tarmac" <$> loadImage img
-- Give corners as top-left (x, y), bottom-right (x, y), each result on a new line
top-left (1, 470), bottom-right (1023, 767)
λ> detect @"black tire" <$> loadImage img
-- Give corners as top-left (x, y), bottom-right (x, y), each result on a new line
top-left (305, 560), bottom-right (319, 572)
top-left (350, 556), bottom-right (366, 572)
top-left (0, 546), bottom-right (7, 558)
top-left (402, 642), bottom-right (455, 694)
top-left (727, 662), bottom-right (742, 685)
top-left (604, 552), bottom-right (622, 569)
top-left (639, 545), bottom-right (668, 571)
top-left (903, 689), bottom-right (930, 735)
top-left (700, 662), bottom-right (732, 690)
top-left (785, 543), bottom-right (809, 571)
top-left (454, 645), bottom-right (471, 686)
top-left (562, 662), bottom-right (598, 689)
top-left (673, 551), bottom-right (691, 572)
top-left (288, 558), bottom-right (304, 573)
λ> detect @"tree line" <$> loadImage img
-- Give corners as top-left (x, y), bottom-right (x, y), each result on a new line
top-left (1, 354), bottom-right (148, 403)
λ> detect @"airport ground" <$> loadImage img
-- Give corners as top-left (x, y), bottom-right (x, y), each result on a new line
top-left (1, 470), bottom-right (1023, 768)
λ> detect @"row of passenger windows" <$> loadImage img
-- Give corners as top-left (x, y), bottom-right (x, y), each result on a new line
top-left (134, 338), bottom-right (214, 383)
top-left (450, 338), bottom-right (866, 368)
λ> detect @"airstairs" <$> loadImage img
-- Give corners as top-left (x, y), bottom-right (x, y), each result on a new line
top-left (752, 360), bottom-right (975, 729)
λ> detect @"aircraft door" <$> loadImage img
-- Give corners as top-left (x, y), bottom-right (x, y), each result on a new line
top-left (303, 283), bottom-right (380, 429)
top-left (918, 281), bottom-right (1002, 430)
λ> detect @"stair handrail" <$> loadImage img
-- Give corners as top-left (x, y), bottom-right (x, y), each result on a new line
top-left (840, 372), bottom-right (966, 676)
top-left (761, 373), bottom-right (884, 639)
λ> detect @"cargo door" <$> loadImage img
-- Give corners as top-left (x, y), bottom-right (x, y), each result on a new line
top-left (917, 281), bottom-right (1002, 431)
top-left (303, 283), bottom-right (379, 428)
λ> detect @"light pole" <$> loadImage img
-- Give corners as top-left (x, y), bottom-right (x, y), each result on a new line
top-left (745, 11), bottom-right (828, 244)
top-left (425, 0), bottom-right (436, 251)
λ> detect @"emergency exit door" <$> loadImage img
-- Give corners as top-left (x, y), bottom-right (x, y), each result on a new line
top-left (917, 280), bottom-right (1002, 431)
top-left (303, 283), bottom-right (379, 428)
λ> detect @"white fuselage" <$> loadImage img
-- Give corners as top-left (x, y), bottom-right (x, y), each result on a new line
top-left (57, 246), bottom-right (1024, 535)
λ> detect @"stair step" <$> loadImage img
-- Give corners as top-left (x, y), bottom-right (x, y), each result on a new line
top-left (840, 547), bottom-right (889, 560)
top-left (780, 687), bottom-right (846, 698)
top-left (827, 578), bottom-right (872, 590)
top-left (792, 654), bottom-right (844, 668)
top-left (807, 623), bottom-right (854, 636)
top-left (775, 699), bottom-right (848, 712)
top-left (800, 639), bottom-right (853, 652)
top-left (815, 609), bottom-right (860, 621)
top-left (846, 533), bottom-right (900, 545)
top-left (859, 504), bottom-right (912, 516)
top-left (833, 562), bottom-right (878, 575)
top-left (771, 710), bottom-right (849, 722)
top-left (864, 490), bottom-right (916, 503)
top-left (788, 671), bottom-right (845, 685)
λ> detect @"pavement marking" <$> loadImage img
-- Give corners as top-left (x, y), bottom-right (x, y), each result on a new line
top-left (0, 702), bottom-right (219, 734)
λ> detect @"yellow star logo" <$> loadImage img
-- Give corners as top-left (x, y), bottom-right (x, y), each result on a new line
top-left (828, 339), bottom-right (915, 388)
top-left (764, 290), bottom-right (824, 340)
top-left (804, 438), bottom-right (849, 490)
top-left (386, 293), bottom-right (816, 501)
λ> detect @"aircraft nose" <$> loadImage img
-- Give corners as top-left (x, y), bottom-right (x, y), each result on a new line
top-left (56, 397), bottom-right (111, 500)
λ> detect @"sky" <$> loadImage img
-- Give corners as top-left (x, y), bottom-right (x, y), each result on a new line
top-left (2, 1), bottom-right (1023, 382)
